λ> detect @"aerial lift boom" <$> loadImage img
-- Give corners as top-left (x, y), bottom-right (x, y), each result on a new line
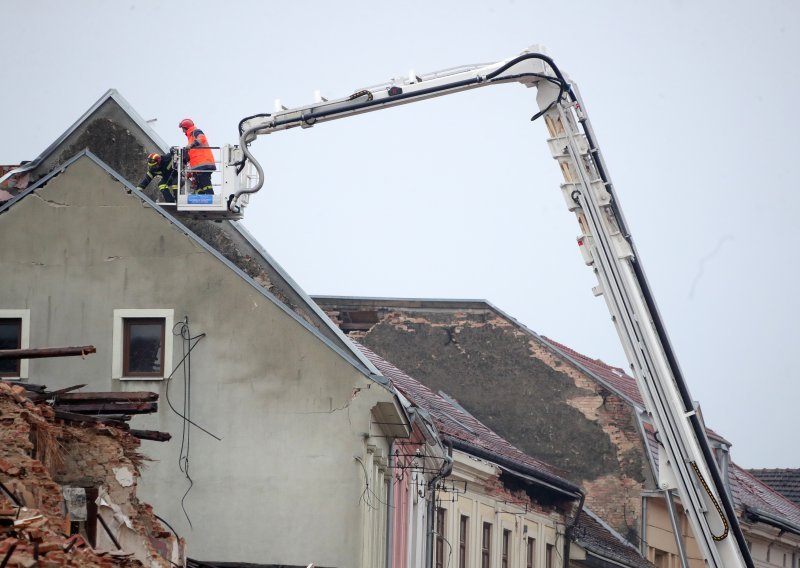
top-left (229, 47), bottom-right (754, 568)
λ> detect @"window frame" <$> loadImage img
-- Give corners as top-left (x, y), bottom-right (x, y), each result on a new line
top-left (526, 536), bottom-right (536, 568)
top-left (459, 515), bottom-right (469, 568)
top-left (0, 310), bottom-right (30, 379)
top-left (482, 522), bottom-right (492, 568)
top-left (113, 309), bottom-right (173, 380)
top-left (436, 507), bottom-right (446, 568)
top-left (501, 529), bottom-right (511, 568)
top-left (122, 318), bottom-right (166, 377)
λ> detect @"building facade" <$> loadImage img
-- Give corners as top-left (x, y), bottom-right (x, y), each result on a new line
top-left (0, 93), bottom-right (413, 567)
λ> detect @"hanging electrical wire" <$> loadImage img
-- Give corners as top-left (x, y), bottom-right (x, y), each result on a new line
top-left (162, 317), bottom-right (221, 527)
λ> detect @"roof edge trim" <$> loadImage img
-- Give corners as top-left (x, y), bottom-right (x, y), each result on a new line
top-left (744, 506), bottom-right (800, 536)
top-left (447, 437), bottom-right (581, 497)
top-left (0, 150), bottom-right (384, 387)
top-left (0, 89), bottom-right (169, 186)
top-left (230, 223), bottom-right (384, 378)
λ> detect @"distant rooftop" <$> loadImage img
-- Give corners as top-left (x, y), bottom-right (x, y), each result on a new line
top-left (747, 469), bottom-right (800, 507)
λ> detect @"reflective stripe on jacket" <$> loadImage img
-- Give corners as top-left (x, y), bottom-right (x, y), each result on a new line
top-left (185, 126), bottom-right (215, 169)
top-left (137, 153), bottom-right (176, 190)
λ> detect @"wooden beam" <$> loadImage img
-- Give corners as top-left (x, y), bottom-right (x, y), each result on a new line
top-left (1, 380), bottom-right (46, 393)
top-left (54, 391), bottom-right (158, 403)
top-left (130, 429), bottom-right (172, 442)
top-left (53, 402), bottom-right (157, 415)
top-left (0, 346), bottom-right (96, 360)
top-left (28, 384), bottom-right (87, 402)
top-left (53, 410), bottom-right (130, 430)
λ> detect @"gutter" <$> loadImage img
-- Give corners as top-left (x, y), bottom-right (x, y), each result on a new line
top-left (744, 506), bottom-right (800, 536)
top-left (446, 437), bottom-right (581, 497)
top-left (563, 490), bottom-right (586, 568)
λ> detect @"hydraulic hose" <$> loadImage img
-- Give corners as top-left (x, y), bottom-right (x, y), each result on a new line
top-left (229, 124), bottom-right (267, 212)
top-left (230, 51), bottom-right (568, 212)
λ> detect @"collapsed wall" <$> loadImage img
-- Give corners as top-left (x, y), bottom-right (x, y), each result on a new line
top-left (0, 382), bottom-right (184, 567)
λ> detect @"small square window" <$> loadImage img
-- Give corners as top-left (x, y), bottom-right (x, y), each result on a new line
top-left (123, 318), bottom-right (165, 377)
top-left (0, 318), bottom-right (22, 376)
top-left (113, 309), bottom-right (173, 380)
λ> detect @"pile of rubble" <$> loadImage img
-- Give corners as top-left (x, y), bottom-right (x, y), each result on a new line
top-left (0, 381), bottom-right (183, 567)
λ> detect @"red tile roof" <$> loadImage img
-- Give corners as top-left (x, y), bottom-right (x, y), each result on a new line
top-left (546, 338), bottom-right (800, 529)
top-left (731, 465), bottom-right (800, 526)
top-left (576, 509), bottom-right (655, 568)
top-left (641, 424), bottom-right (800, 528)
top-left (356, 342), bottom-right (568, 481)
top-left (542, 336), bottom-right (645, 407)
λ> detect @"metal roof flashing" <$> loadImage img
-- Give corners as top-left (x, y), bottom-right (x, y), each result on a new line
top-left (230, 223), bottom-right (386, 379)
top-left (0, 150), bottom-right (388, 389)
top-left (0, 89), bottom-right (168, 187)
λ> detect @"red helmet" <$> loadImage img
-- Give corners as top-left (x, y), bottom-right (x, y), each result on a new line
top-left (179, 118), bottom-right (194, 131)
top-left (147, 153), bottom-right (161, 167)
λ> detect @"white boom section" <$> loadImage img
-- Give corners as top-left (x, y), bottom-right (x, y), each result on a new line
top-left (235, 47), bottom-right (752, 568)
top-left (536, 79), bottom-right (751, 568)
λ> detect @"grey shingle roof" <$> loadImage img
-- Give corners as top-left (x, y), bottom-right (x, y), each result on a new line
top-left (747, 469), bottom-right (800, 507)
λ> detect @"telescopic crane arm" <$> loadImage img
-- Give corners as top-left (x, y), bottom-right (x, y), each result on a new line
top-left (234, 46), bottom-right (754, 568)
top-left (233, 49), bottom-right (566, 208)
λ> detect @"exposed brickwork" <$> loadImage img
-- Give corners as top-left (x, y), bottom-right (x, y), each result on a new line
top-left (317, 300), bottom-right (651, 540)
top-left (0, 382), bottom-right (182, 567)
top-left (58, 118), bottom-right (149, 186)
top-left (482, 470), bottom-right (567, 521)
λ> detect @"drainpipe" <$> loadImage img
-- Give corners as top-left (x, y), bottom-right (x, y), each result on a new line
top-left (386, 442), bottom-right (395, 568)
top-left (426, 440), bottom-right (453, 568)
top-left (562, 489), bottom-right (585, 567)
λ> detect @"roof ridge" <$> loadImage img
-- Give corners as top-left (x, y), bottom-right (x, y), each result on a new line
top-left (0, 89), bottom-right (168, 187)
top-left (0, 150), bottom-right (382, 387)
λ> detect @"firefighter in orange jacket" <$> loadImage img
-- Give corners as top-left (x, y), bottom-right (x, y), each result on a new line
top-left (179, 118), bottom-right (215, 195)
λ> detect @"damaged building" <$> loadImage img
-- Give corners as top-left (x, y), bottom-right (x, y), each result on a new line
top-left (314, 296), bottom-right (800, 567)
top-left (0, 89), bottom-right (654, 568)
top-left (0, 380), bottom-right (183, 567)
top-left (358, 342), bottom-right (655, 568)
top-left (0, 88), bottom-right (797, 568)
top-left (0, 90), bottom-right (414, 567)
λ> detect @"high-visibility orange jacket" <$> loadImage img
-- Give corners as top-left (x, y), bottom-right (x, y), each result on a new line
top-left (184, 126), bottom-right (215, 169)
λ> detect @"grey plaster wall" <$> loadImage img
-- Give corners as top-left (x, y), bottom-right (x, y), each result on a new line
top-left (0, 157), bottom-right (394, 566)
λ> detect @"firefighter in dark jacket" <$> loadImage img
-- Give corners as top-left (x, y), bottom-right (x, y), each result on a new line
top-left (136, 152), bottom-right (178, 202)
top-left (179, 118), bottom-right (215, 195)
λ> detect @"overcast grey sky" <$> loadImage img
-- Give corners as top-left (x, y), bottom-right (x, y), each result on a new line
top-left (2, 0), bottom-right (798, 468)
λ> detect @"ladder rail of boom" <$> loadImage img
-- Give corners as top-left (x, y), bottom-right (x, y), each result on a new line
top-left (234, 49), bottom-right (753, 568)
top-left (540, 80), bottom-right (752, 567)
